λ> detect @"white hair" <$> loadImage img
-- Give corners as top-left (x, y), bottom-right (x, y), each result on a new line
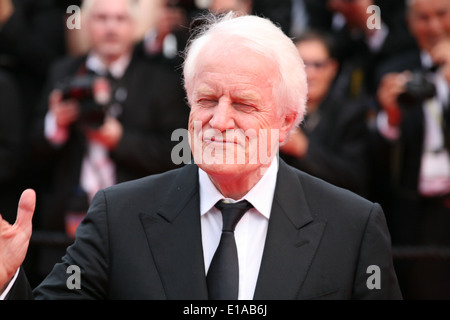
top-left (183, 12), bottom-right (308, 129)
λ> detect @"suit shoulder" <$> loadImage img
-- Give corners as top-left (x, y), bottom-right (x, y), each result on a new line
top-left (290, 165), bottom-right (377, 212)
top-left (94, 165), bottom-right (197, 219)
top-left (50, 55), bottom-right (85, 72)
top-left (47, 55), bottom-right (86, 82)
top-left (295, 169), bottom-right (385, 234)
top-left (105, 166), bottom-right (185, 196)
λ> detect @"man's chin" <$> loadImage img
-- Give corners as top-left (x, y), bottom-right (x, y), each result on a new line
top-left (197, 161), bottom-right (250, 175)
top-left (197, 160), bottom-right (268, 179)
top-left (97, 46), bottom-right (125, 60)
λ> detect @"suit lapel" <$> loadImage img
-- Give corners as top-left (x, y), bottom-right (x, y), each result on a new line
top-left (139, 164), bottom-right (209, 299)
top-left (253, 160), bottom-right (327, 299)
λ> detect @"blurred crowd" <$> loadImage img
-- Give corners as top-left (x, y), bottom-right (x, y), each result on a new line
top-left (0, 0), bottom-right (449, 299)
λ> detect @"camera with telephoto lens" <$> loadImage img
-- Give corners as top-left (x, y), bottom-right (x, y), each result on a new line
top-left (397, 70), bottom-right (436, 107)
top-left (56, 75), bottom-right (112, 128)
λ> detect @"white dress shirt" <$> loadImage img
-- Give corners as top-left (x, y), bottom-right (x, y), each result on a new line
top-left (418, 53), bottom-right (450, 195)
top-left (199, 157), bottom-right (279, 300)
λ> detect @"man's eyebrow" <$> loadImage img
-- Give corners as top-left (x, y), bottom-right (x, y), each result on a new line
top-left (193, 84), bottom-right (262, 101)
top-left (194, 85), bottom-right (216, 96)
top-left (233, 90), bottom-right (262, 102)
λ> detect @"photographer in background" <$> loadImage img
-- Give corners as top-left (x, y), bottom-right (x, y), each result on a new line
top-left (373, 0), bottom-right (450, 299)
top-left (28, 0), bottom-right (189, 287)
top-left (280, 31), bottom-right (370, 197)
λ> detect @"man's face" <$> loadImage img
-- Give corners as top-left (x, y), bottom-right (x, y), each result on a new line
top-left (297, 39), bottom-right (338, 108)
top-left (187, 42), bottom-right (293, 181)
top-left (408, 0), bottom-right (450, 53)
top-left (85, 0), bottom-right (136, 60)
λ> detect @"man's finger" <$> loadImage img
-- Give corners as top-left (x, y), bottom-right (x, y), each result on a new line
top-left (15, 189), bottom-right (36, 229)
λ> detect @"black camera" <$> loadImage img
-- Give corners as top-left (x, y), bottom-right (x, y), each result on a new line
top-left (397, 71), bottom-right (436, 107)
top-left (56, 75), bottom-right (112, 128)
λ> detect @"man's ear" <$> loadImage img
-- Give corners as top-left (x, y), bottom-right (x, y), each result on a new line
top-left (279, 112), bottom-right (298, 144)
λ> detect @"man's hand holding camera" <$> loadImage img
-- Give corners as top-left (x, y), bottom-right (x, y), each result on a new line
top-left (48, 76), bottom-right (123, 151)
top-left (377, 71), bottom-right (411, 127)
top-left (85, 116), bottom-right (123, 151)
top-left (49, 90), bottom-right (81, 130)
top-left (377, 39), bottom-right (450, 128)
top-left (279, 127), bottom-right (309, 158)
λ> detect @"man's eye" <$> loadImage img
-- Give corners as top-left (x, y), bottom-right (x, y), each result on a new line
top-left (234, 102), bottom-right (255, 112)
top-left (94, 14), bottom-right (108, 22)
top-left (198, 99), bottom-right (217, 107)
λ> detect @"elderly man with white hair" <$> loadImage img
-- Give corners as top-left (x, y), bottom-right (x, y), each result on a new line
top-left (0, 12), bottom-right (401, 300)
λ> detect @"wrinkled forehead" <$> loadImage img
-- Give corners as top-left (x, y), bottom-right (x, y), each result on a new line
top-left (190, 45), bottom-right (279, 105)
top-left (204, 40), bottom-right (275, 72)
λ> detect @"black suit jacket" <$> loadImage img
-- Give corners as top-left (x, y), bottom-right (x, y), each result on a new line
top-left (9, 160), bottom-right (401, 299)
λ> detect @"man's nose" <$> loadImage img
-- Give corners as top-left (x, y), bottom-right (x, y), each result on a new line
top-left (209, 99), bottom-right (235, 131)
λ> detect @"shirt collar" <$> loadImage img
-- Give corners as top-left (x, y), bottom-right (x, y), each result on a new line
top-left (199, 156), bottom-right (279, 220)
top-left (86, 51), bottom-right (132, 79)
top-left (420, 51), bottom-right (434, 70)
top-left (420, 51), bottom-right (449, 106)
top-left (366, 22), bottom-right (389, 53)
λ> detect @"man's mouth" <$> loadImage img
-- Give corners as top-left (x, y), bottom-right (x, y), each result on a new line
top-left (204, 136), bottom-right (239, 145)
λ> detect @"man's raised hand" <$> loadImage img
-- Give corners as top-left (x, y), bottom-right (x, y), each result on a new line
top-left (0, 189), bottom-right (36, 291)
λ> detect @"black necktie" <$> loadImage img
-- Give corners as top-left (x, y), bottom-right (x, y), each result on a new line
top-left (207, 200), bottom-right (253, 300)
